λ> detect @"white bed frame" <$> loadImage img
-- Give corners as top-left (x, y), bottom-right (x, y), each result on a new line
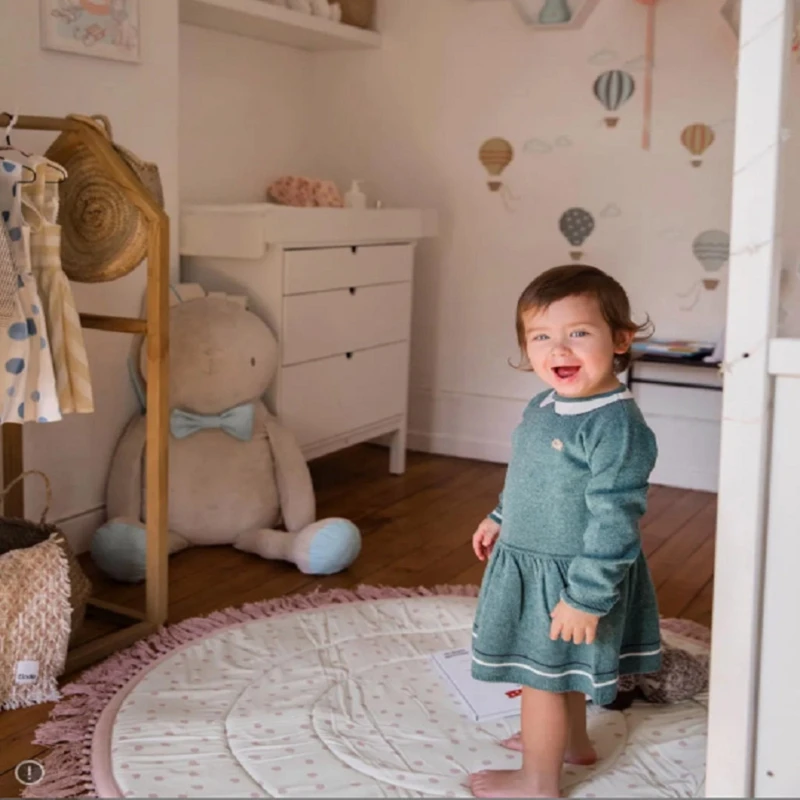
top-left (707, 0), bottom-right (800, 796)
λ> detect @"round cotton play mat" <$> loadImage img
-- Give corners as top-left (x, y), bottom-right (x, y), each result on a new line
top-left (26, 586), bottom-right (710, 799)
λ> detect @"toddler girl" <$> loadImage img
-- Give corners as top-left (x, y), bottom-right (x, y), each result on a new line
top-left (468, 264), bottom-right (661, 798)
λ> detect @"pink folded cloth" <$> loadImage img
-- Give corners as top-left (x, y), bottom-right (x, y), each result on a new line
top-left (267, 176), bottom-right (344, 208)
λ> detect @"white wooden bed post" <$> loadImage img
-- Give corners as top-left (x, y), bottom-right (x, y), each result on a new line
top-left (706, 0), bottom-right (792, 796)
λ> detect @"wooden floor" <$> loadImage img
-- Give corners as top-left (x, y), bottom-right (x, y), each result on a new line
top-left (0, 445), bottom-right (716, 797)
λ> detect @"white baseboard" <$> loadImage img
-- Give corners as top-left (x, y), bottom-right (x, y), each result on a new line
top-left (406, 430), bottom-right (510, 464)
top-left (408, 386), bottom-right (720, 493)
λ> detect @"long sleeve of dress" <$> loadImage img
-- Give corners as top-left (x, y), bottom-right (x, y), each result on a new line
top-left (560, 404), bottom-right (658, 616)
top-left (488, 490), bottom-right (504, 525)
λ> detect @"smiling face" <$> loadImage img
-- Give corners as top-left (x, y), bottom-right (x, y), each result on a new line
top-left (522, 293), bottom-right (634, 398)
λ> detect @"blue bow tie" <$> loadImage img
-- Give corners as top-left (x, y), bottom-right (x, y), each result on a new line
top-left (170, 404), bottom-right (255, 442)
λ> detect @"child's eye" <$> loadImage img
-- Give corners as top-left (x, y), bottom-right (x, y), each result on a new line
top-left (530, 334), bottom-right (548, 342)
top-left (570, 330), bottom-right (589, 338)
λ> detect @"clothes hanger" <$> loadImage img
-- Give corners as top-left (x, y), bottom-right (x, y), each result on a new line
top-left (0, 154), bottom-right (36, 185)
top-left (0, 111), bottom-right (66, 183)
top-left (0, 113), bottom-right (36, 185)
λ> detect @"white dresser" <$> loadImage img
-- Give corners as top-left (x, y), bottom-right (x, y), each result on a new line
top-left (179, 204), bottom-right (436, 474)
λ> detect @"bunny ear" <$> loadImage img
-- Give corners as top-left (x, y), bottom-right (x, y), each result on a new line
top-left (126, 283), bottom-right (206, 412)
top-left (127, 352), bottom-right (147, 413)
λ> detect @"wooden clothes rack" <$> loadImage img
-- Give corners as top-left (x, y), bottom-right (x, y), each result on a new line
top-left (0, 113), bottom-right (169, 674)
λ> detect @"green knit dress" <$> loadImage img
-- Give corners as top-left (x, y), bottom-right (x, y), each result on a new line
top-left (471, 384), bottom-right (662, 706)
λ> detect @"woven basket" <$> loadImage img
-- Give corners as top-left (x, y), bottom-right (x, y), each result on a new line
top-left (0, 471), bottom-right (91, 646)
top-left (339, 0), bottom-right (375, 29)
top-left (45, 113), bottom-right (164, 284)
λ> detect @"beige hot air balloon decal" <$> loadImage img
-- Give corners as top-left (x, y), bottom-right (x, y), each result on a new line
top-left (478, 137), bottom-right (514, 191)
top-left (681, 123), bottom-right (715, 167)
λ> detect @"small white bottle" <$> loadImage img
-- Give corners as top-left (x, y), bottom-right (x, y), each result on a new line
top-left (344, 179), bottom-right (367, 209)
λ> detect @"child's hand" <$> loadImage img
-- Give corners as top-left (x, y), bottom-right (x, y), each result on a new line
top-left (472, 518), bottom-right (501, 561)
top-left (549, 600), bottom-right (599, 645)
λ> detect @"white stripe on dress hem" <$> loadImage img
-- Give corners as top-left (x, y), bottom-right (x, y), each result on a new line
top-left (619, 648), bottom-right (662, 659)
top-left (470, 647), bottom-right (662, 689)
top-left (472, 655), bottom-right (620, 688)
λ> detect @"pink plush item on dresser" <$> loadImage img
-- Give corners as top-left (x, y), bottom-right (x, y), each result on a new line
top-left (267, 176), bottom-right (344, 207)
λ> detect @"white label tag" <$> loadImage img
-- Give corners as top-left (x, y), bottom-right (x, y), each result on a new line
top-left (15, 660), bottom-right (39, 685)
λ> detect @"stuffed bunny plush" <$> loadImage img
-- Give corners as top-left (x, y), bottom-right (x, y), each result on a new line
top-left (91, 288), bottom-right (361, 583)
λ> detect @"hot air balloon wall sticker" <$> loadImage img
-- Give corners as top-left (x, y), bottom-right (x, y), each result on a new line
top-left (693, 229), bottom-right (730, 288)
top-left (681, 123), bottom-right (715, 167)
top-left (559, 207), bottom-right (595, 261)
top-left (678, 229), bottom-right (731, 311)
top-left (509, 0), bottom-right (600, 29)
top-left (478, 137), bottom-right (519, 210)
top-left (538, 0), bottom-right (571, 24)
top-left (593, 70), bottom-right (636, 128)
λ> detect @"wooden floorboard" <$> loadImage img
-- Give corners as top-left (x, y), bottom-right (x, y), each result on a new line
top-left (0, 445), bottom-right (716, 796)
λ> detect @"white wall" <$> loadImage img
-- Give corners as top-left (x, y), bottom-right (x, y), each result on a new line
top-left (0, 0), bottom-right (179, 550)
top-left (307, 0), bottom-right (800, 492)
top-left (5, 0), bottom-right (797, 550)
top-left (179, 25), bottom-right (317, 204)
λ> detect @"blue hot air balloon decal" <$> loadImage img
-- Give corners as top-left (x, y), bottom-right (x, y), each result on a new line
top-left (559, 207), bottom-right (595, 261)
top-left (538, 0), bottom-right (572, 25)
top-left (593, 70), bottom-right (636, 128)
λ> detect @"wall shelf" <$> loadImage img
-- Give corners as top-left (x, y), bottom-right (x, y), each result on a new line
top-left (179, 0), bottom-right (381, 51)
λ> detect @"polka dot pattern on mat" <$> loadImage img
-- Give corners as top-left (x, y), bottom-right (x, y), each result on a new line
top-left (102, 597), bottom-right (708, 798)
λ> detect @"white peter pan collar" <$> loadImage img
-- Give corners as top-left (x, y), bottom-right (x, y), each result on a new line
top-left (540, 387), bottom-right (634, 416)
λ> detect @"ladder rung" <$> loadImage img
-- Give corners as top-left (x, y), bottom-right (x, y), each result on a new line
top-left (87, 598), bottom-right (147, 622)
top-left (80, 313), bottom-right (148, 334)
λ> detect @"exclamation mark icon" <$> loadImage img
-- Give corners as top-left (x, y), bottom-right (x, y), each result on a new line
top-left (15, 759), bottom-right (44, 786)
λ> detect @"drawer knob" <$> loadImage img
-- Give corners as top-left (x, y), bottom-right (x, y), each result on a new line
top-left (350, 245), bottom-right (358, 254)
top-left (349, 287), bottom-right (356, 295)
top-left (346, 352), bottom-right (353, 359)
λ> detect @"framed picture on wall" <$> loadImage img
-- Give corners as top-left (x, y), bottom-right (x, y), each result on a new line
top-left (40, 0), bottom-right (140, 64)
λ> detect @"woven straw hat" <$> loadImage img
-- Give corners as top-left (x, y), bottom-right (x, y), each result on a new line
top-left (45, 114), bottom-right (164, 283)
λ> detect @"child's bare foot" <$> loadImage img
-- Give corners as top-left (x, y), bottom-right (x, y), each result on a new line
top-left (499, 732), bottom-right (598, 765)
top-left (469, 768), bottom-right (560, 798)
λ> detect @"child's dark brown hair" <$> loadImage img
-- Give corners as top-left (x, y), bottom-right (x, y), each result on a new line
top-left (514, 264), bottom-right (653, 374)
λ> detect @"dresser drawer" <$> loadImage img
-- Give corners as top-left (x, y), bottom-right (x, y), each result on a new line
top-left (283, 243), bottom-right (413, 295)
top-left (280, 342), bottom-right (409, 447)
top-left (282, 282), bottom-right (411, 366)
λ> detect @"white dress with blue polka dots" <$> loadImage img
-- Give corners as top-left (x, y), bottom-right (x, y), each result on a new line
top-left (0, 159), bottom-right (61, 424)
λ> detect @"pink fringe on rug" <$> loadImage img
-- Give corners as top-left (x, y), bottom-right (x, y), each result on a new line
top-left (22, 584), bottom-right (478, 799)
top-left (22, 582), bottom-right (711, 800)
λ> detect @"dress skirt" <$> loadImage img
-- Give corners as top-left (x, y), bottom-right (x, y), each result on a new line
top-left (470, 540), bottom-right (662, 706)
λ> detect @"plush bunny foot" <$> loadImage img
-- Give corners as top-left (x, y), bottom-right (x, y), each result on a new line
top-left (92, 518), bottom-right (190, 583)
top-left (234, 520), bottom-right (361, 575)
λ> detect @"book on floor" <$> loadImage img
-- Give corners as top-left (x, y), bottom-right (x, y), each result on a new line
top-left (430, 647), bottom-right (522, 722)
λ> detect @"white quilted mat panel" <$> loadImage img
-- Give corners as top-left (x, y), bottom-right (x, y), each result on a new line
top-left (96, 596), bottom-right (707, 798)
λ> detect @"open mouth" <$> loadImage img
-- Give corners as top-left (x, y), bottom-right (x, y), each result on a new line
top-left (552, 366), bottom-right (580, 381)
